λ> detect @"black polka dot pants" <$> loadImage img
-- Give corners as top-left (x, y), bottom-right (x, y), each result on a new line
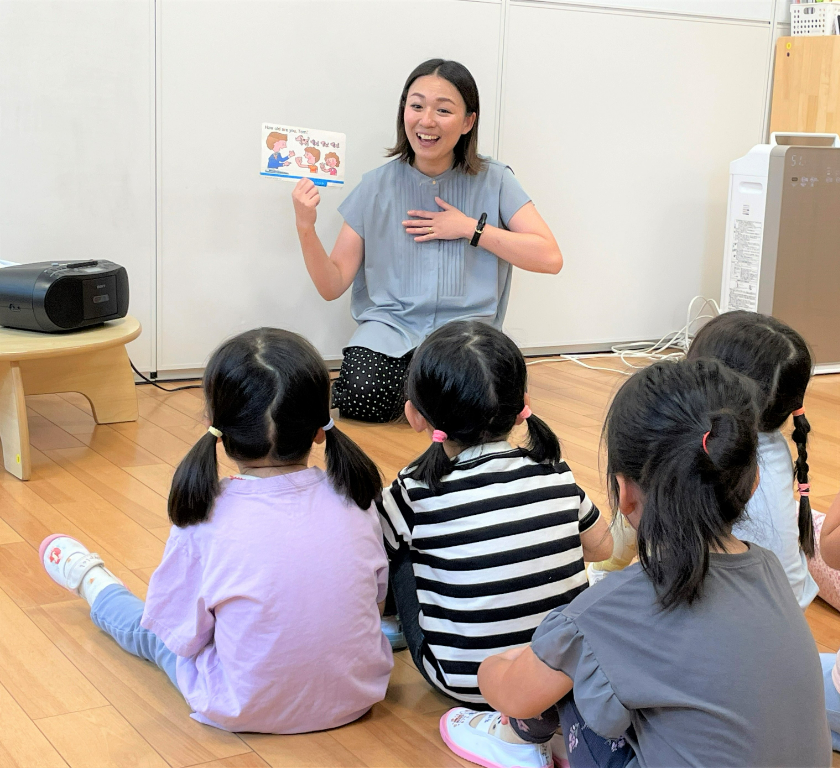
top-left (331, 346), bottom-right (414, 423)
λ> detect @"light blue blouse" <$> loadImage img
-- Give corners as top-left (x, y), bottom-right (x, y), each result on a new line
top-left (337, 158), bottom-right (531, 357)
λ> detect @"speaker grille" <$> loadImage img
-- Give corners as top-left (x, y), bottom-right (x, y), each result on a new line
top-left (44, 280), bottom-right (84, 329)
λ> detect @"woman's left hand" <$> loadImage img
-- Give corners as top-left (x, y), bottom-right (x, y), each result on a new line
top-left (403, 197), bottom-right (476, 242)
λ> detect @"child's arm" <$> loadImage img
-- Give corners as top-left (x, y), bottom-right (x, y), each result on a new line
top-left (581, 513), bottom-right (613, 563)
top-left (478, 645), bottom-right (573, 719)
top-left (819, 488), bottom-right (840, 569)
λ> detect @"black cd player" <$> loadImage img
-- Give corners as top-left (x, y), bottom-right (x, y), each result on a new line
top-left (0, 260), bottom-right (129, 332)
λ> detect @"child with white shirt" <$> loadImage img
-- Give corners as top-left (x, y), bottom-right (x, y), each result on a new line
top-left (40, 328), bottom-right (393, 733)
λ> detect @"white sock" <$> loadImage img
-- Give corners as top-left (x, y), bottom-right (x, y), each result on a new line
top-left (78, 565), bottom-right (122, 607)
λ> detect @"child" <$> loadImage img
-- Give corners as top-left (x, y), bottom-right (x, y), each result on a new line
top-left (440, 358), bottom-right (830, 768)
top-left (40, 328), bottom-right (393, 734)
top-left (811, 487), bottom-right (840, 751)
top-left (377, 321), bottom-right (612, 704)
top-left (589, 310), bottom-right (818, 610)
top-left (687, 310), bottom-right (817, 608)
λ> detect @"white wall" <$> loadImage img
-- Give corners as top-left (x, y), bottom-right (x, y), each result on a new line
top-left (0, 0), bottom-right (783, 372)
top-left (0, 0), bottom-right (156, 370)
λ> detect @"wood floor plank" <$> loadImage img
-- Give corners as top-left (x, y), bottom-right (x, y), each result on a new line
top-left (0, 541), bottom-right (78, 609)
top-left (35, 706), bottom-right (170, 768)
top-left (27, 394), bottom-right (97, 436)
top-left (29, 601), bottom-right (252, 767)
top-left (242, 730), bottom-right (365, 768)
top-left (186, 756), bottom-right (271, 768)
top-left (0, 681), bottom-right (69, 768)
top-left (124, 464), bottom-right (176, 499)
top-left (0, 515), bottom-right (23, 545)
top-left (0, 587), bottom-right (107, 720)
top-left (26, 409), bottom-right (86, 452)
top-left (45, 447), bottom-right (169, 529)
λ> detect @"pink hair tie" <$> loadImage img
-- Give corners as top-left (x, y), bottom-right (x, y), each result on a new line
top-left (432, 430), bottom-right (448, 443)
top-left (792, 407), bottom-right (806, 418)
top-left (519, 405), bottom-right (532, 420)
top-left (798, 483), bottom-right (811, 497)
top-left (702, 431), bottom-right (710, 455)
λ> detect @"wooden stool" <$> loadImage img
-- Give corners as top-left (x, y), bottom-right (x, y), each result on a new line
top-left (0, 316), bottom-right (141, 480)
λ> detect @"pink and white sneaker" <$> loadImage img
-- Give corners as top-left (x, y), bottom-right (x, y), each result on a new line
top-left (39, 534), bottom-right (120, 598)
top-left (439, 708), bottom-right (552, 768)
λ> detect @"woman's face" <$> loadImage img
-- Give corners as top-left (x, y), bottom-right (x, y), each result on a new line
top-left (403, 75), bottom-right (476, 169)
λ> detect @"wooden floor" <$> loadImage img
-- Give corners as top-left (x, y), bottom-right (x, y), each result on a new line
top-left (0, 360), bottom-right (838, 768)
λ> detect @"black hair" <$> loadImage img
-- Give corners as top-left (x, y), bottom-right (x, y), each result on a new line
top-left (386, 58), bottom-right (485, 175)
top-left (405, 321), bottom-right (560, 492)
top-left (168, 328), bottom-right (382, 526)
top-left (604, 359), bottom-right (759, 610)
top-left (687, 311), bottom-right (814, 556)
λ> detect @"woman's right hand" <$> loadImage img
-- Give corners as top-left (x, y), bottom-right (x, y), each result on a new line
top-left (292, 178), bottom-right (320, 230)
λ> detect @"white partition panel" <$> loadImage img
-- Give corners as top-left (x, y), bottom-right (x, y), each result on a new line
top-left (157, 0), bottom-right (502, 369)
top-left (500, 5), bottom-right (771, 349)
top-left (0, 0), bottom-right (156, 370)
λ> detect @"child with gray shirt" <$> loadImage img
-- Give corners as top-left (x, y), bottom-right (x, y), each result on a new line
top-left (439, 359), bottom-right (830, 768)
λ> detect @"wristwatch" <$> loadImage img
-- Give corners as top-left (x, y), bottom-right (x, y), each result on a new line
top-left (470, 212), bottom-right (488, 247)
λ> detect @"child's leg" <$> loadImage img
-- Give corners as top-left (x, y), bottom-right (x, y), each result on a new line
top-left (388, 542), bottom-right (437, 688)
top-left (508, 705), bottom-right (561, 744)
top-left (558, 696), bottom-right (634, 768)
top-left (587, 515), bottom-right (637, 584)
top-left (40, 534), bottom-right (179, 689)
top-left (820, 653), bottom-right (840, 751)
top-left (90, 584), bottom-right (179, 689)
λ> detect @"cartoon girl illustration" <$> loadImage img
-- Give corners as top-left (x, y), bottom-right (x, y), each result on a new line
top-left (295, 147), bottom-right (321, 173)
top-left (319, 152), bottom-right (340, 176)
top-left (265, 132), bottom-right (295, 171)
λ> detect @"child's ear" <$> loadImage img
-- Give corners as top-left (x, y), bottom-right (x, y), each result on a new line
top-left (314, 428), bottom-right (326, 445)
top-left (616, 474), bottom-right (644, 530)
top-left (404, 400), bottom-right (428, 434)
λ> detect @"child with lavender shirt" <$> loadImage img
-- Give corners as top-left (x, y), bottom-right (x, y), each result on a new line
top-left (40, 328), bottom-right (393, 734)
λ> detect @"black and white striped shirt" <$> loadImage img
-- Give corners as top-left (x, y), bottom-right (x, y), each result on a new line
top-left (377, 441), bottom-right (599, 702)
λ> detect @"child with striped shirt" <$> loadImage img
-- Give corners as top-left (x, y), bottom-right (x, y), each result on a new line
top-left (378, 321), bottom-right (612, 703)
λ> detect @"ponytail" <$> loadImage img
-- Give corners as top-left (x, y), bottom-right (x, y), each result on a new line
top-left (324, 426), bottom-right (383, 510)
top-left (792, 411), bottom-right (815, 558)
top-left (407, 440), bottom-right (454, 494)
top-left (524, 413), bottom-right (561, 465)
top-left (168, 431), bottom-right (221, 527)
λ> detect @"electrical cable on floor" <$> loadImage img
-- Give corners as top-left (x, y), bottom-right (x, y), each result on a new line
top-left (130, 360), bottom-right (202, 392)
top-left (525, 296), bottom-right (721, 375)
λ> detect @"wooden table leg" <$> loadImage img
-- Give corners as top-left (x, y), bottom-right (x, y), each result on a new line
top-left (20, 345), bottom-right (139, 424)
top-left (0, 361), bottom-right (31, 480)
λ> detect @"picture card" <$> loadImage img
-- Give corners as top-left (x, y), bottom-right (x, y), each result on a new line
top-left (261, 123), bottom-right (345, 187)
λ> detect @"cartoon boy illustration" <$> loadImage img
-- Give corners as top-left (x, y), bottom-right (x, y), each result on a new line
top-left (266, 132), bottom-right (294, 171)
top-left (295, 147), bottom-right (320, 173)
top-left (319, 152), bottom-right (340, 176)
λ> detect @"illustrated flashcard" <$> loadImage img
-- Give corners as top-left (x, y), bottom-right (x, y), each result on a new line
top-left (260, 123), bottom-right (345, 187)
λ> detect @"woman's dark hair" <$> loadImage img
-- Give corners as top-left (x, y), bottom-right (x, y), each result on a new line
top-left (687, 311), bottom-right (814, 556)
top-left (168, 328), bottom-right (382, 526)
top-left (604, 359), bottom-right (759, 610)
top-left (387, 58), bottom-right (484, 175)
top-left (406, 321), bottom-right (560, 492)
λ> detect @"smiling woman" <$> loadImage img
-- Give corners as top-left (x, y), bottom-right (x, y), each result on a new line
top-left (291, 59), bottom-right (563, 423)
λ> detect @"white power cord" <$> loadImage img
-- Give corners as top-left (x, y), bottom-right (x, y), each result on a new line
top-left (525, 296), bottom-right (721, 375)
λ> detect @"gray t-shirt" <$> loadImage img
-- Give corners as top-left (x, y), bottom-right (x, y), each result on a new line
top-left (531, 545), bottom-right (830, 767)
top-left (338, 158), bottom-right (531, 357)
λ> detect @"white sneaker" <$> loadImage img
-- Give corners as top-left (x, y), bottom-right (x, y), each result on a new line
top-left (439, 708), bottom-right (551, 768)
top-left (586, 562), bottom-right (608, 586)
top-left (39, 534), bottom-right (120, 600)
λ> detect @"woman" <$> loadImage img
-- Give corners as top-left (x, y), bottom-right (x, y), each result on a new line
top-left (292, 59), bottom-right (562, 423)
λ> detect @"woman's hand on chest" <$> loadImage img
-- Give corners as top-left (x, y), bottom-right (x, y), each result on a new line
top-left (403, 196), bottom-right (477, 243)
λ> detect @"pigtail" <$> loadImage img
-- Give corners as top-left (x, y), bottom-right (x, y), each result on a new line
top-left (524, 413), bottom-right (561, 465)
top-left (792, 411), bottom-right (815, 558)
top-left (324, 426), bottom-right (383, 510)
top-left (407, 442), bottom-right (454, 494)
top-left (168, 432), bottom-right (221, 527)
